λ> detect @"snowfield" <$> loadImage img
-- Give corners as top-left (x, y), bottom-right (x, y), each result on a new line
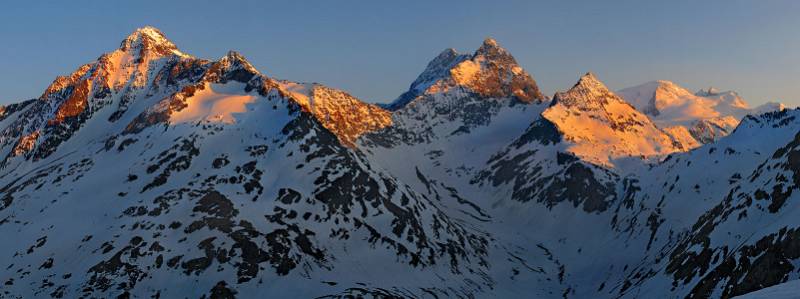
top-left (0, 27), bottom-right (796, 299)
top-left (733, 279), bottom-right (800, 298)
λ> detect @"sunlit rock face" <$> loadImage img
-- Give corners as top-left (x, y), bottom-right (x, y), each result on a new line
top-left (3, 26), bottom-right (800, 299)
top-left (0, 26), bottom-right (486, 298)
top-left (366, 38), bottom-right (548, 154)
top-left (0, 26), bottom-right (389, 164)
top-left (0, 27), bottom-right (199, 162)
top-left (541, 73), bottom-right (685, 167)
top-left (278, 81), bottom-right (391, 147)
top-left (384, 38), bottom-right (545, 111)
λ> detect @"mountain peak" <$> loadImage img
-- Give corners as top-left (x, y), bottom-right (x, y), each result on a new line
top-left (545, 72), bottom-right (685, 167)
top-left (220, 50), bottom-right (256, 70)
top-left (128, 26), bottom-right (167, 40)
top-left (617, 80), bottom-right (783, 146)
top-left (381, 48), bottom-right (470, 110)
top-left (551, 72), bottom-right (643, 114)
top-left (474, 37), bottom-right (513, 61)
top-left (385, 38), bottom-right (544, 110)
top-left (477, 37), bottom-right (501, 52)
top-left (195, 50), bottom-right (262, 85)
top-left (433, 48), bottom-right (463, 65)
top-left (119, 26), bottom-right (186, 58)
top-left (562, 72), bottom-right (613, 100)
top-left (576, 72), bottom-right (601, 86)
top-left (616, 80), bottom-right (695, 118)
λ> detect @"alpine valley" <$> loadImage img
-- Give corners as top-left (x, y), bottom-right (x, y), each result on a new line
top-left (1, 27), bottom-right (799, 299)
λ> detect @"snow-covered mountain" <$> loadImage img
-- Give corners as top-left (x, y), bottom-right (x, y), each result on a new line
top-left (542, 73), bottom-right (687, 167)
top-left (733, 279), bottom-right (800, 299)
top-left (618, 80), bottom-right (785, 146)
top-left (2, 27), bottom-right (800, 299)
top-left (383, 38), bottom-right (545, 111)
top-left (0, 27), bottom-right (488, 298)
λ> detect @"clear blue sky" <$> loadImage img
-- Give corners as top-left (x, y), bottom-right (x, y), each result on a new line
top-left (1, 1), bottom-right (798, 106)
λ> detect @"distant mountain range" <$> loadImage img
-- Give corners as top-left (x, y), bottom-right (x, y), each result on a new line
top-left (1, 27), bottom-right (797, 299)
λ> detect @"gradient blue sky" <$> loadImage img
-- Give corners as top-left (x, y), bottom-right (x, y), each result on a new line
top-left (1, 1), bottom-right (798, 106)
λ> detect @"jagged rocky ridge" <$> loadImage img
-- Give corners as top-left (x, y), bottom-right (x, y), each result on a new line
top-left (383, 38), bottom-right (545, 111)
top-left (0, 27), bottom-right (485, 298)
top-left (0, 27), bottom-right (797, 299)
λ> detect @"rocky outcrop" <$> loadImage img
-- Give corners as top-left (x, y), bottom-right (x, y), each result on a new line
top-left (384, 38), bottom-right (545, 111)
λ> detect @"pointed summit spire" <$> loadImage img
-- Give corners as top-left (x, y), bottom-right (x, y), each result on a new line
top-left (431, 48), bottom-right (463, 67)
top-left (579, 71), bottom-right (597, 81)
top-left (383, 48), bottom-right (469, 110)
top-left (385, 37), bottom-right (544, 110)
top-left (545, 72), bottom-right (684, 166)
top-left (479, 37), bottom-right (500, 50)
top-left (474, 37), bottom-right (513, 62)
top-left (119, 26), bottom-right (186, 58)
top-left (221, 50), bottom-right (254, 67)
top-left (553, 72), bottom-right (620, 110)
top-left (219, 50), bottom-right (259, 75)
top-left (410, 47), bottom-right (468, 87)
top-left (199, 50), bottom-right (262, 84)
top-left (572, 72), bottom-right (608, 92)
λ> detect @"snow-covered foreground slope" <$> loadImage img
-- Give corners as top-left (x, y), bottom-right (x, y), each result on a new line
top-left (732, 279), bottom-right (800, 298)
top-left (3, 27), bottom-right (800, 299)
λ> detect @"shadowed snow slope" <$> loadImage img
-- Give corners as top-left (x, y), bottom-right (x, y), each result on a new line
top-left (3, 27), bottom-right (800, 299)
top-left (732, 279), bottom-right (800, 298)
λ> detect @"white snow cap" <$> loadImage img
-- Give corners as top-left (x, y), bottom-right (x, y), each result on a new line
top-left (119, 26), bottom-right (187, 57)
